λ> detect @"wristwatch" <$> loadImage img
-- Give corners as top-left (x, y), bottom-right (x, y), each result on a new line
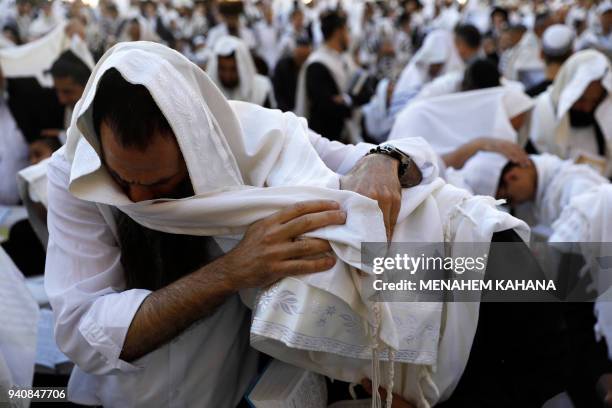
top-left (366, 144), bottom-right (422, 188)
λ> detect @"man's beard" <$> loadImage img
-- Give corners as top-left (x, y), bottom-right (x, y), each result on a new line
top-left (569, 108), bottom-right (596, 128)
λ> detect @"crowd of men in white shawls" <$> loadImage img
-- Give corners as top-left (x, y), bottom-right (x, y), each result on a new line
top-left (1, 0), bottom-right (612, 407)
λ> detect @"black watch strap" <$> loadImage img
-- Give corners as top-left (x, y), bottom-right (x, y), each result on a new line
top-left (365, 145), bottom-right (421, 188)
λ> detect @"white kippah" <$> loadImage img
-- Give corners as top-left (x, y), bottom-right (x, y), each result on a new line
top-left (542, 24), bottom-right (574, 57)
top-left (598, 1), bottom-right (612, 15)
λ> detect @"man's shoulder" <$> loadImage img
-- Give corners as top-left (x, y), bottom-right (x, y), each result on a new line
top-left (228, 101), bottom-right (304, 134)
top-left (47, 147), bottom-right (72, 188)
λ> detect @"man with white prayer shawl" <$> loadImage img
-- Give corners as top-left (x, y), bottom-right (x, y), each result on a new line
top-left (45, 41), bottom-right (573, 408)
top-left (391, 29), bottom-right (464, 114)
top-left (205, 0), bottom-right (256, 50)
top-left (206, 35), bottom-right (275, 108)
top-left (529, 49), bottom-right (612, 178)
top-left (499, 24), bottom-right (545, 85)
top-left (414, 24), bottom-right (483, 101)
top-left (457, 151), bottom-right (612, 407)
top-left (294, 10), bottom-right (365, 143)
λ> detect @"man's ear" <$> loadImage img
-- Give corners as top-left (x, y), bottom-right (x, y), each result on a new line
top-left (503, 168), bottom-right (516, 183)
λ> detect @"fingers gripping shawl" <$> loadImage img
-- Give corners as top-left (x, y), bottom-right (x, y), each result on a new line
top-left (62, 42), bottom-right (527, 407)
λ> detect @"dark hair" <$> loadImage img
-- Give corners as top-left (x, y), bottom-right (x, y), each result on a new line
top-left (397, 11), bottom-right (411, 27)
top-left (2, 23), bottom-right (21, 45)
top-left (491, 6), bottom-right (509, 21)
top-left (497, 160), bottom-right (518, 190)
top-left (290, 7), bottom-right (303, 19)
top-left (461, 58), bottom-right (501, 91)
top-left (320, 10), bottom-right (346, 41)
top-left (92, 68), bottom-right (174, 151)
top-left (49, 50), bottom-right (92, 86)
top-left (454, 24), bottom-right (482, 49)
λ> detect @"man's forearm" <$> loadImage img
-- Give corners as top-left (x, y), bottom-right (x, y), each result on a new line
top-left (441, 139), bottom-right (481, 169)
top-left (119, 256), bottom-right (237, 362)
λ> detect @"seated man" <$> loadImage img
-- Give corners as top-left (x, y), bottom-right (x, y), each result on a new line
top-left (207, 35), bottom-right (276, 108)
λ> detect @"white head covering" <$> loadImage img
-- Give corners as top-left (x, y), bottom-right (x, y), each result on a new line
top-left (389, 86), bottom-right (534, 155)
top-left (394, 30), bottom-right (464, 94)
top-left (119, 16), bottom-right (161, 43)
top-left (541, 24), bottom-right (575, 57)
top-left (597, 1), bottom-right (612, 15)
top-left (455, 152), bottom-right (508, 197)
top-left (206, 35), bottom-right (274, 106)
top-left (60, 41), bottom-right (527, 407)
top-left (529, 49), bottom-right (612, 174)
top-left (0, 22), bottom-right (95, 87)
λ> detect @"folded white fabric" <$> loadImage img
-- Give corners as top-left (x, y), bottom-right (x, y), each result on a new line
top-left (389, 86), bottom-right (534, 154)
top-left (0, 248), bottom-right (39, 403)
top-left (0, 22), bottom-right (94, 87)
top-left (62, 42), bottom-right (528, 408)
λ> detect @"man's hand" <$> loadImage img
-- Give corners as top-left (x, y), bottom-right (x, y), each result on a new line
top-left (341, 154), bottom-right (402, 241)
top-left (361, 379), bottom-right (415, 408)
top-left (224, 200), bottom-right (346, 289)
top-left (120, 200), bottom-right (345, 362)
top-left (478, 138), bottom-right (530, 167)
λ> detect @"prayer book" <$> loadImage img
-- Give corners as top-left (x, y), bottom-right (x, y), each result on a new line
top-left (247, 359), bottom-right (327, 408)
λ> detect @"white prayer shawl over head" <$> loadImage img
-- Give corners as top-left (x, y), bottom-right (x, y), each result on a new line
top-left (62, 41), bottom-right (528, 408)
top-left (119, 16), bottom-right (161, 43)
top-left (530, 153), bottom-right (608, 228)
top-left (388, 87), bottom-right (534, 155)
top-left (394, 30), bottom-right (464, 96)
top-left (454, 152), bottom-right (508, 198)
top-left (206, 35), bottom-right (274, 106)
top-left (0, 21), bottom-right (95, 87)
top-left (529, 50), bottom-right (612, 176)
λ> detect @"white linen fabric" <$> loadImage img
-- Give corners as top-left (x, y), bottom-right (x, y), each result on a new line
top-left (451, 152), bottom-right (508, 198)
top-left (531, 153), bottom-right (608, 229)
top-left (529, 50), bottom-right (612, 176)
top-left (17, 158), bottom-right (51, 208)
top-left (0, 21), bottom-right (95, 87)
top-left (393, 30), bottom-right (463, 97)
top-left (0, 247), bottom-right (39, 405)
top-left (388, 87), bottom-right (534, 155)
top-left (0, 95), bottom-right (28, 205)
top-left (206, 35), bottom-right (274, 106)
top-left (362, 78), bottom-right (394, 143)
top-left (51, 41), bottom-right (528, 407)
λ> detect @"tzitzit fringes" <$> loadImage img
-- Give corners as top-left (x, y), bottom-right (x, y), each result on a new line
top-left (370, 302), bottom-right (382, 408)
top-left (385, 347), bottom-right (396, 408)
